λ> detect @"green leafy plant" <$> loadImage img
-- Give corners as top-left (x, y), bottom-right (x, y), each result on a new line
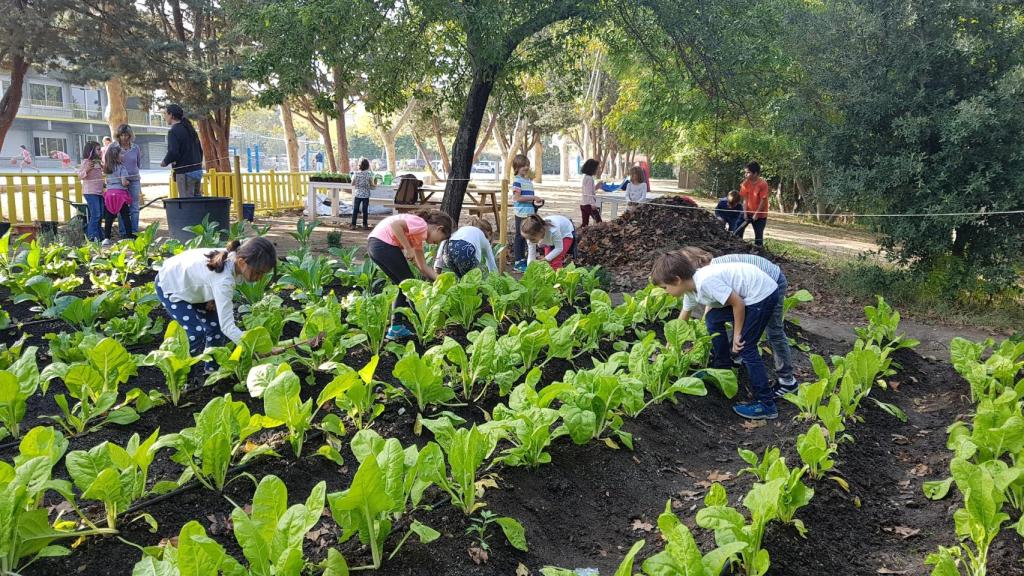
top-left (737, 446), bottom-right (815, 536)
top-left (328, 432), bottom-right (438, 570)
top-left (393, 342), bottom-right (457, 428)
top-left (444, 269), bottom-right (485, 330)
top-left (0, 342), bottom-right (40, 440)
top-left (0, 426), bottom-right (115, 575)
top-left (484, 369), bottom-right (568, 468)
top-left (101, 302), bottom-right (166, 347)
top-left (696, 481), bottom-right (785, 576)
top-left (206, 327), bottom-right (275, 385)
top-left (66, 430), bottom-right (162, 529)
top-left (288, 217), bottom-right (318, 255)
top-left (252, 363), bottom-right (312, 458)
top-left (237, 274), bottom-right (276, 307)
top-left (336, 259), bottom-right (385, 292)
top-left (159, 393), bottom-right (275, 492)
top-left (182, 214), bottom-right (224, 249)
top-left (40, 337), bottom-right (140, 435)
top-left (419, 418), bottom-right (498, 515)
top-left (276, 253), bottom-right (335, 301)
top-left (399, 274), bottom-right (456, 344)
top-left (556, 367), bottom-right (642, 450)
top-left (480, 272), bottom-right (527, 326)
top-left (796, 423), bottom-right (837, 481)
top-left (465, 510), bottom-right (528, 553)
top-left (427, 329), bottom-right (521, 401)
top-left (281, 294), bottom-right (365, 377)
top-left (12, 275), bottom-right (63, 311)
top-left (241, 294), bottom-right (289, 343)
top-left (949, 337), bottom-right (1024, 402)
top-left (854, 295), bottom-right (920, 351)
top-left (324, 356), bottom-right (385, 430)
top-left (141, 319), bottom-right (202, 405)
top-left (231, 474), bottom-right (327, 576)
top-left (130, 520), bottom-right (246, 575)
top-left (348, 286), bottom-right (398, 356)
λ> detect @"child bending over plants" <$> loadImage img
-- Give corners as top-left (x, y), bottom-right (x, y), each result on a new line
top-left (520, 214), bottom-right (576, 270)
top-left (433, 216), bottom-right (497, 278)
top-left (155, 237), bottom-right (278, 373)
top-left (652, 251), bottom-right (782, 420)
top-left (367, 210), bottom-right (453, 340)
top-left (678, 247), bottom-right (797, 397)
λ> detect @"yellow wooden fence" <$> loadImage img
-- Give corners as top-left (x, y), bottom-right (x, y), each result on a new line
top-left (168, 170), bottom-right (311, 213)
top-left (0, 173), bottom-right (83, 225)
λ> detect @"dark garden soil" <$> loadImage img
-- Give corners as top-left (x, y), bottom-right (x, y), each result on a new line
top-left (20, 314), bottom-right (1021, 576)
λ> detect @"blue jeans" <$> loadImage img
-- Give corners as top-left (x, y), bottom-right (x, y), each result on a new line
top-left (84, 194), bottom-right (104, 242)
top-left (514, 216), bottom-right (528, 262)
top-left (119, 179), bottom-right (142, 234)
top-left (156, 280), bottom-right (228, 368)
top-left (175, 170), bottom-right (204, 197)
top-left (706, 287), bottom-right (781, 405)
top-left (766, 274), bottom-right (794, 383)
top-left (351, 196), bottom-right (369, 227)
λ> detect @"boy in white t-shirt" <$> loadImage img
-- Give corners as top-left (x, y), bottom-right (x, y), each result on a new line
top-left (651, 252), bottom-right (782, 420)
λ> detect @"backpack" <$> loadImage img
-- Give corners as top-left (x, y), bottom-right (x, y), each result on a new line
top-left (394, 174), bottom-right (422, 205)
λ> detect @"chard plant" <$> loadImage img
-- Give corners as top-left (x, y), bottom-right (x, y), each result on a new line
top-left (41, 337), bottom-right (141, 435)
top-left (324, 356), bottom-right (384, 430)
top-left (925, 458), bottom-right (1012, 576)
top-left (47, 292), bottom-right (116, 330)
top-left (328, 431), bottom-right (439, 570)
top-left (444, 269), bottom-right (485, 330)
top-left (250, 363), bottom-right (312, 458)
top-left (130, 520), bottom-right (246, 576)
top-left (517, 262), bottom-right (562, 316)
top-left (398, 273), bottom-right (456, 344)
top-left (141, 321), bottom-right (202, 406)
top-left (796, 423), bottom-right (837, 481)
top-left (206, 326), bottom-right (275, 386)
top-left (626, 333), bottom-right (707, 412)
top-left (276, 252), bottom-right (335, 301)
top-left (949, 337), bottom-right (1024, 402)
top-left (427, 329), bottom-right (520, 401)
top-left (236, 274), bottom-right (276, 307)
top-left (393, 342), bottom-right (457, 429)
top-left (66, 430), bottom-right (162, 530)
top-left (419, 419), bottom-right (497, 515)
top-left (348, 286), bottom-right (398, 356)
top-left (556, 367), bottom-right (642, 450)
top-left (502, 320), bottom-right (551, 371)
top-left (241, 294), bottom-right (290, 343)
top-left (12, 275), bottom-right (66, 311)
top-left (696, 481), bottom-right (788, 576)
top-left (159, 393), bottom-right (276, 492)
top-left (480, 272), bottom-right (526, 326)
top-left (43, 330), bottom-right (104, 364)
top-left (101, 301), bottom-right (165, 346)
top-left (737, 446), bottom-right (815, 536)
top-left (854, 295), bottom-right (919, 351)
top-left (288, 217), bottom-right (318, 255)
top-left (0, 342), bottom-right (40, 440)
top-left (484, 370), bottom-right (569, 468)
top-left (182, 214), bottom-right (224, 249)
top-left (283, 294), bottom-right (365, 376)
top-left (231, 475), bottom-right (327, 576)
top-left (336, 259), bottom-right (386, 292)
top-left (0, 426), bottom-right (115, 575)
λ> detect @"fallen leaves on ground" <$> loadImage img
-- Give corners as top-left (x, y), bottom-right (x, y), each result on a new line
top-left (468, 547), bottom-right (489, 565)
top-left (631, 518), bottom-right (654, 532)
top-left (883, 526), bottom-right (921, 540)
top-left (741, 420), bottom-right (767, 430)
top-left (910, 463), bottom-right (931, 477)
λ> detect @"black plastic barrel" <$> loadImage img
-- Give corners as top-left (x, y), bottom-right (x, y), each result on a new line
top-left (163, 197), bottom-right (231, 242)
top-left (242, 203), bottom-right (255, 223)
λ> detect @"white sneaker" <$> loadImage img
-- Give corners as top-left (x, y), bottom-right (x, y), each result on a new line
top-left (101, 239), bottom-right (112, 248)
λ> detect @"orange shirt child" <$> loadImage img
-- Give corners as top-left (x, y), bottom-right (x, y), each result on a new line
top-left (739, 177), bottom-right (770, 220)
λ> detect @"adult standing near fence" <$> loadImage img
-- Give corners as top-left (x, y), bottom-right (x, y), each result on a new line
top-left (160, 104), bottom-right (204, 197)
top-left (315, 150), bottom-right (324, 172)
top-left (739, 161), bottom-right (770, 247)
top-left (115, 124), bottom-right (143, 232)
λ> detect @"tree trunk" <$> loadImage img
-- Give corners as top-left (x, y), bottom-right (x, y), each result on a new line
top-left (412, 131), bottom-right (440, 181)
top-left (559, 137), bottom-right (569, 181)
top-left (431, 115), bottom-right (451, 175)
top-left (105, 77), bottom-right (128, 136)
top-left (279, 100), bottom-right (299, 172)
top-left (332, 69), bottom-right (350, 173)
top-left (442, 66), bottom-right (498, 224)
top-left (532, 129), bottom-right (543, 184)
top-left (0, 56), bottom-right (29, 153)
top-left (197, 110), bottom-right (231, 172)
top-left (322, 112), bottom-right (337, 172)
top-left (471, 114), bottom-right (497, 165)
top-left (812, 173), bottom-right (826, 222)
top-left (383, 133), bottom-right (398, 176)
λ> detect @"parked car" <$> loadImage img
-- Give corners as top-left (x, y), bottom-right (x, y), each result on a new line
top-left (472, 161), bottom-right (496, 174)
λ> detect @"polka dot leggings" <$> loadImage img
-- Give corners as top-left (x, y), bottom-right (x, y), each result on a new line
top-left (155, 281), bottom-right (229, 364)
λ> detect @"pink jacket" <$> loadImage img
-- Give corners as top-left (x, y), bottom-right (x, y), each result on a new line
top-left (78, 160), bottom-right (104, 196)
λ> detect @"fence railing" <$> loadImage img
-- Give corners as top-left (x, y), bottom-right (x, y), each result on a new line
top-left (0, 173), bottom-right (83, 225)
top-left (168, 169), bottom-right (312, 214)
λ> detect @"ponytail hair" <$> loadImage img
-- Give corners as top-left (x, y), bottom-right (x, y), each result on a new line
top-left (520, 214), bottom-right (551, 239)
top-left (206, 237), bottom-right (278, 275)
top-left (415, 209), bottom-right (454, 240)
top-left (166, 103), bottom-right (199, 143)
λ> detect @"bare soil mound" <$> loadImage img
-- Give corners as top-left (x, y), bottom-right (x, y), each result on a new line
top-left (577, 196), bottom-right (769, 290)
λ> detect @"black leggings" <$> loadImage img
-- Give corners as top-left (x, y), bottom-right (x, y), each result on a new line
top-left (367, 237), bottom-right (413, 325)
top-left (104, 204), bottom-right (133, 240)
top-left (352, 197), bottom-right (369, 227)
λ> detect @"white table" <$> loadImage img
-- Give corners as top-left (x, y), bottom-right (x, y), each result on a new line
top-left (306, 181), bottom-right (394, 218)
top-left (596, 192), bottom-right (629, 219)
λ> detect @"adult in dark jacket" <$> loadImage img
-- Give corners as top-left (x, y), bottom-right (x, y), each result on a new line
top-left (715, 190), bottom-right (746, 235)
top-left (160, 104), bottom-right (204, 197)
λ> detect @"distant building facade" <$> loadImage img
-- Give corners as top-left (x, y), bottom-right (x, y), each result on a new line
top-left (0, 69), bottom-right (168, 170)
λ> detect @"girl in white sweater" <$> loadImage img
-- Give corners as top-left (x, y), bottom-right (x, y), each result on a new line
top-left (521, 214), bottom-right (576, 270)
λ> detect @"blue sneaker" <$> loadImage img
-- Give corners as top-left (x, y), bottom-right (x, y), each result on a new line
top-left (386, 325), bottom-right (415, 340)
top-left (733, 401), bottom-right (778, 420)
top-left (513, 260), bottom-right (527, 273)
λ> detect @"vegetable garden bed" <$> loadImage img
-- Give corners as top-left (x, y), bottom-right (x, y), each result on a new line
top-left (0, 223), bottom-right (1020, 576)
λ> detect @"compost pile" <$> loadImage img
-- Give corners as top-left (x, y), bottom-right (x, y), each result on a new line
top-left (576, 196), bottom-right (767, 290)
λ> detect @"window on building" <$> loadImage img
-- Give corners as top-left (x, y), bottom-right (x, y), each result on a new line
top-left (0, 79), bottom-right (8, 97)
top-left (70, 86), bottom-right (102, 117)
top-left (28, 83), bottom-right (63, 107)
top-left (33, 137), bottom-right (67, 158)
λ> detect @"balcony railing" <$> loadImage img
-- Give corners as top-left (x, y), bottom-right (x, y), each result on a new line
top-left (126, 109), bottom-right (167, 128)
top-left (17, 100), bottom-right (166, 127)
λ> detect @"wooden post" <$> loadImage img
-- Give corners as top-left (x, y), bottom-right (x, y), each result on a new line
top-left (233, 155), bottom-right (244, 221)
top-left (498, 178), bottom-right (509, 272)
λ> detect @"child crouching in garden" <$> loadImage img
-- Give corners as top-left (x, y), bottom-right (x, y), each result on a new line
top-left (520, 214), bottom-right (576, 270)
top-left (434, 216), bottom-right (497, 278)
top-left (651, 251), bottom-right (782, 420)
top-left (678, 247), bottom-right (797, 396)
top-left (367, 210), bottom-right (454, 340)
top-left (155, 237), bottom-right (278, 371)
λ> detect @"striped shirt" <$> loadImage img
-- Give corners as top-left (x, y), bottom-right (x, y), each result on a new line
top-left (711, 254), bottom-right (781, 282)
top-left (512, 175), bottom-right (536, 218)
